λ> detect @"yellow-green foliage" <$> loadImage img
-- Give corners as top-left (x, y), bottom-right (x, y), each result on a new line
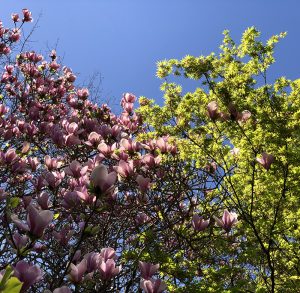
top-left (137, 28), bottom-right (300, 292)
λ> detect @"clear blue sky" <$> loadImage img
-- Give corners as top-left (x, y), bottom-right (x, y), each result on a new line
top-left (1, 1), bottom-right (300, 109)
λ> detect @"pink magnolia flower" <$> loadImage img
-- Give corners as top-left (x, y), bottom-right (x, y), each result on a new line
top-left (65, 160), bottom-right (88, 178)
top-left (69, 259), bottom-right (87, 283)
top-left (120, 138), bottom-right (141, 153)
top-left (140, 278), bottom-right (167, 293)
top-left (53, 226), bottom-right (73, 246)
top-left (114, 160), bottom-right (134, 178)
top-left (207, 101), bottom-right (219, 120)
top-left (62, 191), bottom-right (82, 209)
top-left (49, 61), bottom-right (60, 71)
top-left (123, 93), bottom-right (136, 103)
top-left (136, 175), bottom-right (151, 192)
top-left (65, 133), bottom-right (81, 146)
top-left (77, 88), bottom-right (89, 99)
top-left (123, 102), bottom-right (134, 113)
top-left (192, 214), bottom-right (210, 232)
top-left (44, 171), bottom-right (65, 189)
top-left (14, 261), bottom-right (43, 291)
top-left (228, 103), bottom-right (251, 123)
top-left (256, 152), bottom-right (274, 170)
top-left (86, 131), bottom-right (101, 146)
top-left (84, 252), bottom-right (101, 273)
top-left (3, 148), bottom-right (18, 164)
top-left (142, 154), bottom-right (161, 168)
top-left (9, 29), bottom-right (21, 42)
top-left (27, 157), bottom-right (40, 171)
top-left (22, 9), bottom-right (33, 22)
top-left (11, 204), bottom-right (53, 238)
top-left (139, 262), bottom-right (159, 280)
top-left (214, 209), bottom-right (238, 233)
top-left (44, 155), bottom-right (63, 170)
top-left (239, 110), bottom-right (251, 122)
top-left (100, 247), bottom-right (117, 262)
top-left (155, 138), bottom-right (168, 153)
top-left (12, 232), bottom-right (29, 249)
top-left (90, 165), bottom-right (117, 195)
top-left (0, 104), bottom-right (9, 115)
top-left (37, 192), bottom-right (50, 209)
top-left (230, 147), bottom-right (240, 156)
top-left (98, 259), bottom-right (121, 280)
top-left (97, 142), bottom-right (115, 157)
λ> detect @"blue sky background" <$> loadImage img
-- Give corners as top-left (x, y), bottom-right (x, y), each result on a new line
top-left (1, 1), bottom-right (300, 109)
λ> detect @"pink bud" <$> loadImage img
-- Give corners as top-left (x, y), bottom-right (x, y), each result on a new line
top-left (37, 192), bottom-right (50, 209)
top-left (11, 13), bottom-right (20, 22)
top-left (22, 9), bottom-right (33, 22)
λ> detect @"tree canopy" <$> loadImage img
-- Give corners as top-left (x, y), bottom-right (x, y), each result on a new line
top-left (0, 9), bottom-right (299, 293)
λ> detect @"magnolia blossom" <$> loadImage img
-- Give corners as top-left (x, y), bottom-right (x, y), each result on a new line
top-left (256, 152), bottom-right (274, 170)
top-left (207, 101), bottom-right (219, 120)
top-left (11, 204), bottom-right (53, 238)
top-left (64, 160), bottom-right (88, 178)
top-left (11, 13), bottom-right (20, 22)
top-left (100, 247), bottom-right (117, 262)
top-left (239, 110), bottom-right (251, 122)
top-left (69, 259), bottom-right (87, 283)
top-left (99, 259), bottom-right (121, 280)
top-left (14, 261), bottom-right (43, 291)
top-left (192, 215), bottom-right (210, 232)
top-left (84, 252), bottom-right (101, 273)
top-left (12, 232), bottom-right (29, 250)
top-left (228, 103), bottom-right (251, 123)
top-left (214, 209), bottom-right (238, 233)
top-left (230, 147), bottom-right (240, 156)
top-left (140, 278), bottom-right (167, 293)
top-left (139, 262), bottom-right (160, 280)
top-left (90, 164), bottom-right (117, 195)
top-left (114, 160), bottom-right (134, 178)
top-left (136, 175), bottom-right (151, 192)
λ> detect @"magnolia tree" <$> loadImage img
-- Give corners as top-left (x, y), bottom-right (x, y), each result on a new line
top-left (0, 9), bottom-right (298, 293)
top-left (0, 9), bottom-right (182, 293)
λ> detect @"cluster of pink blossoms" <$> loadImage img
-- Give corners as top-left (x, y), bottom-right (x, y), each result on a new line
top-left (0, 9), bottom-right (244, 292)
